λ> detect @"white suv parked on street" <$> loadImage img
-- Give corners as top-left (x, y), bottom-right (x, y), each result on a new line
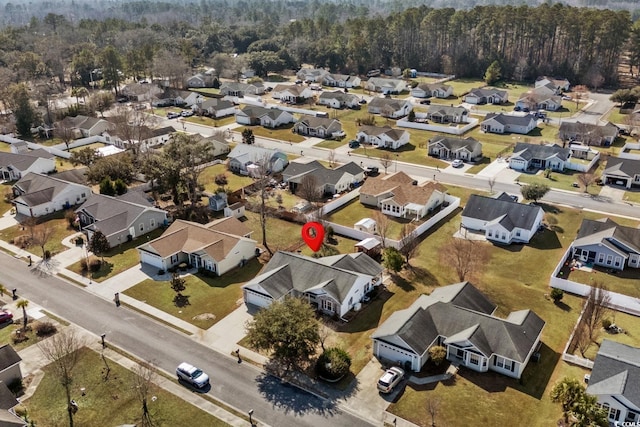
top-left (176, 362), bottom-right (210, 388)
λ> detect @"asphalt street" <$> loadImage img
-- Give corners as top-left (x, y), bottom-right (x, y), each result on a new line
top-left (0, 256), bottom-right (373, 427)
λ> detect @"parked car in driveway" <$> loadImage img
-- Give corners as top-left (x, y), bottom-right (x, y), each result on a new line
top-left (0, 309), bottom-right (13, 324)
top-left (176, 362), bottom-right (209, 388)
top-left (348, 139), bottom-right (360, 149)
top-left (181, 110), bottom-right (194, 117)
top-left (451, 159), bottom-right (464, 168)
top-left (377, 366), bottom-right (404, 393)
top-left (167, 112), bottom-right (180, 119)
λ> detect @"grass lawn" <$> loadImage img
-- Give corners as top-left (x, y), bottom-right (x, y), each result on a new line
top-left (448, 78), bottom-right (485, 97)
top-left (245, 188), bottom-right (304, 211)
top-left (624, 190), bottom-right (640, 203)
top-left (185, 115), bottom-right (236, 128)
top-left (66, 228), bottom-right (166, 282)
top-left (200, 163), bottom-right (254, 194)
top-left (315, 139), bottom-right (348, 150)
top-left (234, 125), bottom-right (306, 143)
top-left (0, 142), bottom-right (12, 152)
top-left (572, 310), bottom-right (640, 360)
top-left (0, 313), bottom-right (61, 352)
top-left (606, 108), bottom-right (627, 125)
top-left (545, 101), bottom-right (581, 119)
top-left (385, 201), bottom-right (635, 426)
top-left (243, 211), bottom-right (305, 252)
top-left (350, 142), bottom-right (447, 169)
top-left (517, 166), bottom-right (603, 194)
top-left (53, 158), bottom-right (79, 172)
top-left (0, 211), bottom-right (78, 257)
top-left (23, 347), bottom-right (229, 427)
top-left (70, 142), bottom-right (105, 152)
top-left (326, 199), bottom-right (413, 240)
top-left (0, 182), bottom-right (14, 215)
top-left (124, 259), bottom-right (262, 329)
top-left (561, 263), bottom-right (640, 300)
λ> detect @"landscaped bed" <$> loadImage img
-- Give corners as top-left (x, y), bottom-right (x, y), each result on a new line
top-left (0, 211), bottom-right (78, 257)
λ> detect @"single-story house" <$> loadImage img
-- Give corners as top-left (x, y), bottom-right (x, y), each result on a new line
top-left (559, 121), bottom-right (619, 147)
top-left (317, 91), bottom-right (360, 109)
top-left (120, 83), bottom-right (164, 102)
top-left (192, 134), bottom-right (230, 157)
top-left (481, 113), bottom-right (537, 135)
top-left (293, 115), bottom-right (344, 139)
top-left (137, 217), bottom-right (256, 275)
top-left (411, 83), bottom-right (453, 99)
top-left (372, 281), bottom-right (545, 377)
top-left (359, 171), bottom-right (448, 220)
top-left (461, 192), bottom-right (545, 244)
top-left (282, 160), bottom-right (364, 195)
top-left (426, 105), bottom-right (469, 124)
top-left (428, 136), bottom-right (482, 161)
top-left (196, 98), bottom-right (236, 118)
top-left (0, 345), bottom-right (25, 427)
top-left (76, 193), bottom-right (168, 248)
top-left (12, 173), bottom-right (92, 218)
top-left (586, 340), bottom-right (640, 425)
top-left (296, 68), bottom-right (329, 83)
top-left (509, 142), bottom-right (571, 172)
top-left (235, 106), bottom-right (295, 128)
top-left (364, 77), bottom-right (407, 94)
top-left (103, 125), bottom-right (177, 152)
top-left (463, 88), bottom-right (508, 105)
top-left (227, 145), bottom-right (289, 176)
top-left (367, 98), bottom-right (412, 119)
top-left (354, 218), bottom-right (377, 234)
top-left (58, 115), bottom-right (113, 138)
top-left (162, 89), bottom-right (202, 107)
top-left (271, 84), bottom-right (313, 103)
top-left (535, 76), bottom-right (570, 93)
top-left (219, 82), bottom-right (265, 97)
top-left (602, 157), bottom-right (640, 189)
top-left (355, 125), bottom-right (410, 150)
top-left (186, 73), bottom-right (215, 88)
top-left (323, 73), bottom-right (361, 88)
top-left (242, 251), bottom-right (384, 319)
top-left (0, 149), bottom-right (55, 181)
top-left (516, 89), bottom-right (562, 111)
top-left (570, 218), bottom-right (640, 271)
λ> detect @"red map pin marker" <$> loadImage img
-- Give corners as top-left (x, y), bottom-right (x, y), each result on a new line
top-left (302, 222), bottom-right (324, 252)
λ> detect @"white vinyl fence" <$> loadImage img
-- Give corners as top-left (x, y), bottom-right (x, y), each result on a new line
top-left (397, 116), bottom-right (478, 135)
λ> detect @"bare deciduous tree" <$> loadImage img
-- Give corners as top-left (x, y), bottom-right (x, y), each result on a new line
top-left (440, 237), bottom-right (489, 282)
top-left (576, 173), bottom-right (597, 193)
top-left (427, 397), bottom-right (441, 427)
top-left (255, 153), bottom-right (275, 256)
top-left (38, 328), bottom-right (85, 427)
top-left (327, 149), bottom-right (336, 168)
top-left (399, 223), bottom-right (419, 265)
top-left (488, 177), bottom-right (496, 194)
top-left (573, 320), bottom-right (592, 358)
top-left (582, 281), bottom-right (611, 344)
top-left (132, 361), bottom-right (158, 427)
top-left (33, 223), bottom-right (55, 259)
top-left (379, 152), bottom-right (393, 175)
top-left (373, 211), bottom-right (389, 249)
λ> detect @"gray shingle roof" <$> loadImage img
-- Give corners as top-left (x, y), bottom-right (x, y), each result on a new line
top-left (13, 173), bottom-right (89, 208)
top-left (244, 251), bottom-right (381, 304)
top-left (358, 125), bottom-right (407, 141)
top-left (604, 156), bottom-right (640, 178)
top-left (429, 136), bottom-right (481, 153)
top-left (295, 115), bottom-right (340, 130)
top-left (0, 345), bottom-right (21, 371)
top-left (587, 340), bottom-right (640, 408)
top-left (512, 142), bottom-right (570, 162)
top-left (373, 282), bottom-right (544, 361)
top-left (483, 113), bottom-right (537, 127)
top-left (462, 193), bottom-right (543, 231)
top-left (368, 97), bottom-right (408, 110)
top-left (283, 160), bottom-right (363, 187)
top-left (574, 218), bottom-right (640, 254)
top-left (0, 150), bottom-right (54, 172)
top-left (427, 105), bottom-right (467, 116)
top-left (467, 88), bottom-right (507, 99)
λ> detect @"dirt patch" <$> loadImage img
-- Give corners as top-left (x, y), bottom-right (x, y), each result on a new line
top-left (192, 313), bottom-right (216, 321)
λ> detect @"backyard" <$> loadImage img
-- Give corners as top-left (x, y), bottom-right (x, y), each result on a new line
top-left (23, 347), bottom-right (229, 427)
top-left (234, 124), bottom-right (306, 143)
top-left (199, 163), bottom-right (255, 194)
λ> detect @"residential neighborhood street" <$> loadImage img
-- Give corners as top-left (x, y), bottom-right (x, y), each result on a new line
top-left (0, 254), bottom-right (376, 427)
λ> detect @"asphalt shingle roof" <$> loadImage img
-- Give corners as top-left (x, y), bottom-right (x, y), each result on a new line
top-left (483, 113), bottom-right (537, 127)
top-left (0, 150), bottom-right (54, 172)
top-left (0, 345), bottom-right (21, 371)
top-left (512, 142), bottom-right (570, 162)
top-left (429, 136), bottom-right (481, 153)
top-left (13, 173), bottom-right (88, 208)
top-left (587, 340), bottom-right (640, 408)
top-left (574, 217), bottom-right (640, 253)
top-left (462, 193), bottom-right (543, 231)
top-left (604, 156), bottom-right (640, 178)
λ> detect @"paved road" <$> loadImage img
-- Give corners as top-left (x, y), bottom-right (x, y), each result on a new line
top-left (0, 256), bottom-right (372, 427)
top-left (563, 91), bottom-right (615, 125)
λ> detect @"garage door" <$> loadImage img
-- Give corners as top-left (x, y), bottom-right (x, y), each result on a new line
top-left (139, 251), bottom-right (164, 269)
top-left (244, 289), bottom-right (273, 308)
top-left (375, 341), bottom-right (414, 367)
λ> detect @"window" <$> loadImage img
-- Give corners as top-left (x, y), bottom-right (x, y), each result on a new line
top-left (81, 192), bottom-right (86, 198)
top-left (614, 257), bottom-right (621, 267)
top-left (516, 230), bottom-right (521, 237)
top-left (139, 223), bottom-right (144, 232)
top-left (488, 230), bottom-right (493, 237)
top-left (150, 218), bottom-right (156, 228)
top-left (469, 354), bottom-right (480, 365)
top-left (600, 404), bottom-right (620, 422)
top-left (606, 255), bottom-right (613, 265)
top-left (598, 253), bottom-right (605, 263)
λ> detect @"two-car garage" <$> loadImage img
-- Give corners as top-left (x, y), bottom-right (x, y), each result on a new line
top-left (242, 287), bottom-right (274, 308)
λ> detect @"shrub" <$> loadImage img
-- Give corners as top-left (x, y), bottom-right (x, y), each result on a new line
top-left (602, 318), bottom-right (612, 330)
top-left (34, 321), bottom-right (57, 337)
top-left (7, 378), bottom-right (23, 395)
top-left (44, 250), bottom-right (51, 260)
top-left (74, 236), bottom-right (84, 246)
top-left (158, 269), bottom-right (165, 275)
top-left (550, 288), bottom-right (564, 303)
top-left (89, 257), bottom-right (102, 272)
top-left (316, 347), bottom-right (351, 381)
top-left (428, 345), bottom-right (447, 366)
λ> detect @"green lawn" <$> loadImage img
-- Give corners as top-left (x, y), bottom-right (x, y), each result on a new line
top-left (245, 188), bottom-right (304, 211)
top-left (0, 182), bottom-right (14, 215)
top-left (572, 310), bottom-right (640, 360)
top-left (0, 311), bottom-right (61, 352)
top-left (23, 347), bottom-right (229, 427)
top-left (606, 108), bottom-right (627, 125)
top-left (234, 124), bottom-right (306, 143)
top-left (200, 163), bottom-right (254, 194)
top-left (66, 228), bottom-right (166, 282)
top-left (243, 211), bottom-right (305, 252)
top-left (448, 78), bottom-right (485, 97)
top-left (624, 190), bottom-right (640, 203)
top-left (326, 199), bottom-right (415, 240)
top-left (0, 211), bottom-right (78, 257)
top-left (185, 115), bottom-right (236, 128)
top-left (124, 259), bottom-right (263, 329)
top-left (561, 263), bottom-right (640, 300)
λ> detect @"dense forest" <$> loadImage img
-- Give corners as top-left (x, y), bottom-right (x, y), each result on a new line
top-left (0, 1), bottom-right (639, 115)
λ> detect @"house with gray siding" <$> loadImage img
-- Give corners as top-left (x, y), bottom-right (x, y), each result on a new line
top-left (372, 282), bottom-right (545, 377)
top-left (428, 136), bottom-right (482, 161)
top-left (282, 160), bottom-right (364, 196)
top-left (570, 218), bottom-right (640, 271)
top-left (602, 157), bottom-right (640, 189)
top-left (509, 142), bottom-right (571, 172)
top-left (481, 113), bottom-right (537, 135)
